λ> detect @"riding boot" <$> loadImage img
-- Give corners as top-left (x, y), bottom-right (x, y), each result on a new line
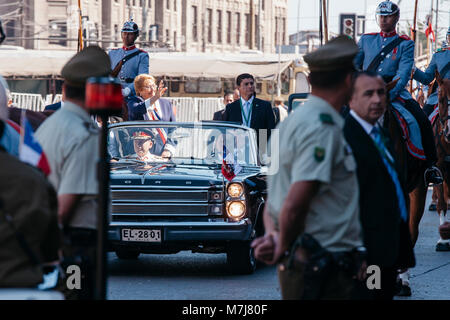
top-left (424, 166), bottom-right (443, 185)
top-left (402, 99), bottom-right (442, 185)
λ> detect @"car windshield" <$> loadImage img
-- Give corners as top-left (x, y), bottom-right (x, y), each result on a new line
top-left (108, 123), bottom-right (258, 166)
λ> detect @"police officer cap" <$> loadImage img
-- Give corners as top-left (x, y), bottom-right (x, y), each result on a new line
top-left (61, 46), bottom-right (112, 87)
top-left (303, 35), bottom-right (359, 72)
top-left (131, 129), bottom-right (155, 141)
top-left (376, 0), bottom-right (400, 16)
top-left (122, 20), bottom-right (139, 33)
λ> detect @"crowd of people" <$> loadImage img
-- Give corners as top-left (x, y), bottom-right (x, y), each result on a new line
top-left (0, 0), bottom-right (449, 301)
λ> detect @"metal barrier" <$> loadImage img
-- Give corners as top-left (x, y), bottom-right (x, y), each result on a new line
top-left (195, 97), bottom-right (223, 121)
top-left (167, 97), bottom-right (196, 122)
top-left (11, 93), bottom-right (224, 121)
top-left (166, 97), bottom-right (223, 122)
top-left (11, 93), bottom-right (46, 112)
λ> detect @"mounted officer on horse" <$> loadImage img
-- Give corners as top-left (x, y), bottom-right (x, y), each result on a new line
top-left (354, 0), bottom-right (443, 186)
top-left (353, 0), bottom-right (446, 297)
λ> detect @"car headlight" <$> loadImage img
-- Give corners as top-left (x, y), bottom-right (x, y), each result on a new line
top-left (227, 183), bottom-right (243, 198)
top-left (226, 201), bottom-right (246, 220)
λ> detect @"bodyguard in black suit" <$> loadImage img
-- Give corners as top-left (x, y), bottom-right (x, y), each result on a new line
top-left (344, 71), bottom-right (415, 300)
top-left (212, 91), bottom-right (235, 121)
top-left (222, 73), bottom-right (275, 146)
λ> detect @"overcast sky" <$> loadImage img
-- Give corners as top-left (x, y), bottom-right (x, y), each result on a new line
top-left (287, 0), bottom-right (450, 42)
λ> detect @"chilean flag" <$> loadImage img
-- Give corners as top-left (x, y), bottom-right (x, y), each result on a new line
top-left (19, 111), bottom-right (51, 176)
top-left (425, 17), bottom-right (435, 42)
top-left (221, 144), bottom-right (242, 181)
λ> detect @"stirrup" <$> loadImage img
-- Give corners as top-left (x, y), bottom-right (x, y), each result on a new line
top-left (424, 166), bottom-right (443, 186)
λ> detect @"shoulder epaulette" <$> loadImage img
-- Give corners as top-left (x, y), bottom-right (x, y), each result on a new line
top-left (400, 35), bottom-right (411, 41)
top-left (319, 113), bottom-right (334, 125)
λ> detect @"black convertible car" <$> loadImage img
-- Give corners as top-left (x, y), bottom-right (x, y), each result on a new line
top-left (107, 121), bottom-right (267, 274)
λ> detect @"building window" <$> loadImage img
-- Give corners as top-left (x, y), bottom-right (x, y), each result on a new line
top-left (114, 24), bottom-right (119, 41)
top-left (262, 0), bottom-right (265, 11)
top-left (174, 31), bottom-right (177, 47)
top-left (217, 10), bottom-right (222, 44)
top-left (245, 13), bottom-right (250, 46)
top-left (192, 6), bottom-right (198, 42)
top-left (174, 0), bottom-right (176, 11)
top-left (133, 0), bottom-right (136, 6)
top-left (49, 20), bottom-right (67, 46)
top-left (166, 29), bottom-right (169, 42)
top-left (148, 0), bottom-right (151, 7)
top-left (235, 12), bottom-right (240, 44)
top-left (274, 17), bottom-right (278, 45)
top-left (207, 9), bottom-right (212, 43)
top-left (126, 0), bottom-right (130, 5)
top-left (166, 0), bottom-right (170, 10)
top-left (140, 0), bottom-right (144, 6)
top-left (255, 14), bottom-right (259, 48)
top-left (5, 20), bottom-right (15, 37)
top-left (282, 17), bottom-right (286, 45)
top-left (226, 11), bottom-right (231, 44)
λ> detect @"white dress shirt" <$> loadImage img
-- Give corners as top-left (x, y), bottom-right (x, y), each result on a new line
top-left (240, 95), bottom-right (254, 127)
top-left (144, 99), bottom-right (163, 121)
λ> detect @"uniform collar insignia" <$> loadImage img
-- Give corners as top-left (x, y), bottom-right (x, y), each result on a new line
top-left (123, 45), bottom-right (136, 51)
top-left (380, 31), bottom-right (397, 38)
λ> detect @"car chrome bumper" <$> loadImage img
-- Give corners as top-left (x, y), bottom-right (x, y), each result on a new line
top-left (108, 218), bottom-right (253, 243)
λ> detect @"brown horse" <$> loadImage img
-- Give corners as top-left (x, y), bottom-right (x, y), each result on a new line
top-left (382, 80), bottom-right (431, 294)
top-left (383, 80), bottom-right (428, 247)
top-left (431, 71), bottom-right (450, 251)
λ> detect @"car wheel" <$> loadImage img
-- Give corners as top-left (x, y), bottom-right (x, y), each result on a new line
top-left (115, 250), bottom-right (140, 260)
top-left (227, 241), bottom-right (257, 275)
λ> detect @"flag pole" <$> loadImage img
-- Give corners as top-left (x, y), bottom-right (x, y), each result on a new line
top-left (410, 0), bottom-right (418, 93)
top-left (319, 0), bottom-right (323, 46)
top-left (322, 0), bottom-right (328, 43)
top-left (77, 0), bottom-right (83, 52)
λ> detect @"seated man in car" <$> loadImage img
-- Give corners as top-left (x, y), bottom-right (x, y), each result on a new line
top-left (130, 129), bottom-right (171, 162)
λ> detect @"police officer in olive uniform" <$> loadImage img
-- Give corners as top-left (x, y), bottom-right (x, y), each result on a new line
top-left (413, 27), bottom-right (450, 116)
top-left (354, 0), bottom-right (442, 185)
top-left (253, 36), bottom-right (365, 300)
top-left (36, 46), bottom-right (111, 299)
top-left (108, 20), bottom-right (149, 97)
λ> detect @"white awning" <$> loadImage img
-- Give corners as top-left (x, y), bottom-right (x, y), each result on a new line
top-left (0, 49), bottom-right (295, 79)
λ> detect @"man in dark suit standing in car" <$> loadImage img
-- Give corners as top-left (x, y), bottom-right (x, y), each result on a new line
top-left (344, 71), bottom-right (415, 299)
top-left (222, 73), bottom-right (275, 148)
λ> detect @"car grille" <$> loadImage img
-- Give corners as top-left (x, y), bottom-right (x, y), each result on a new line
top-left (110, 186), bottom-right (222, 221)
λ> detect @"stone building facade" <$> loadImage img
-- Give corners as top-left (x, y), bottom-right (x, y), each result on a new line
top-left (0, 0), bottom-right (287, 53)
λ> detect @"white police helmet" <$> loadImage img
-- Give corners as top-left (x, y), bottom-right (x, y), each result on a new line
top-left (0, 75), bottom-right (9, 121)
top-left (121, 20), bottom-right (139, 36)
top-left (376, 1), bottom-right (400, 16)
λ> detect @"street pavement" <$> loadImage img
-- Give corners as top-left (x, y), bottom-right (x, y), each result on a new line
top-left (107, 188), bottom-right (450, 300)
top-left (396, 187), bottom-right (450, 300)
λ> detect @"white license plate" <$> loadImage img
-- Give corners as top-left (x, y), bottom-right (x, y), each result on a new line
top-left (121, 229), bottom-right (162, 242)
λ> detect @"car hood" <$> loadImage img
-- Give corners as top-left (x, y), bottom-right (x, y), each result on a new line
top-left (110, 163), bottom-right (261, 187)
